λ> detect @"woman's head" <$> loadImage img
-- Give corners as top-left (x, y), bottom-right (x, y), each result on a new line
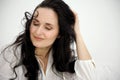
top-left (29, 0), bottom-right (76, 49)
top-left (30, 8), bottom-right (59, 49)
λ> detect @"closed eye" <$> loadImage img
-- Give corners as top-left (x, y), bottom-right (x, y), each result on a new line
top-left (32, 19), bottom-right (40, 26)
top-left (45, 25), bottom-right (53, 30)
top-left (45, 23), bottom-right (53, 30)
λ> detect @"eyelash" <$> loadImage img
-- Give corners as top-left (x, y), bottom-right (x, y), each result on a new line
top-left (45, 26), bottom-right (52, 30)
top-left (32, 21), bottom-right (40, 26)
top-left (33, 23), bottom-right (52, 30)
top-left (32, 20), bottom-right (53, 30)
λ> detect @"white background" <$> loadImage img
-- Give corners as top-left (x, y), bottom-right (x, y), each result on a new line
top-left (0, 0), bottom-right (120, 80)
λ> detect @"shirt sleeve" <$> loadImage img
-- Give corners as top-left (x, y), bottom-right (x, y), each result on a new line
top-left (0, 52), bottom-right (14, 80)
top-left (0, 46), bottom-right (20, 80)
top-left (74, 59), bottom-right (96, 80)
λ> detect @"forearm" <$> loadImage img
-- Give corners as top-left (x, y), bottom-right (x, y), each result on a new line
top-left (75, 32), bottom-right (92, 60)
top-left (73, 12), bottom-right (92, 60)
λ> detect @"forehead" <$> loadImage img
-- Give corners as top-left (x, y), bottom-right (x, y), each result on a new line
top-left (33, 8), bottom-right (58, 25)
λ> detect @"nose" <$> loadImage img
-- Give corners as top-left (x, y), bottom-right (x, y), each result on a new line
top-left (35, 25), bottom-right (44, 35)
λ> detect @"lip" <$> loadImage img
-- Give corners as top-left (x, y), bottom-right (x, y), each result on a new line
top-left (34, 36), bottom-right (43, 41)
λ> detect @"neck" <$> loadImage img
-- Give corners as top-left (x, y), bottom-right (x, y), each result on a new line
top-left (35, 47), bottom-right (51, 75)
top-left (35, 47), bottom-right (51, 58)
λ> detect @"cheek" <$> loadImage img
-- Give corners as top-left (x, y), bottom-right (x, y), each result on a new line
top-left (30, 26), bottom-right (35, 40)
top-left (47, 31), bottom-right (59, 40)
top-left (30, 26), bottom-right (35, 34)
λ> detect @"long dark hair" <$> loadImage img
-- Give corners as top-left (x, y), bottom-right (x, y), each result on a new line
top-left (2, 0), bottom-right (76, 80)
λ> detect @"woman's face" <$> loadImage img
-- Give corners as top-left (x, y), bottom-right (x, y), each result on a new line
top-left (30, 8), bottom-right (59, 49)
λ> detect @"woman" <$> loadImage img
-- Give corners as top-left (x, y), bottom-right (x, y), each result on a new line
top-left (0, 0), bottom-right (96, 80)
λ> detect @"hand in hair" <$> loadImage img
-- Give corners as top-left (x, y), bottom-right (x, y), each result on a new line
top-left (73, 11), bottom-right (92, 60)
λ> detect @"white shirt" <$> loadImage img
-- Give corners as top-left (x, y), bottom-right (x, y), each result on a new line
top-left (0, 47), bottom-right (96, 80)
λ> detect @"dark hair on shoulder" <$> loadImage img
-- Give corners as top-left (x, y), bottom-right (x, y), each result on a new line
top-left (2, 0), bottom-right (77, 80)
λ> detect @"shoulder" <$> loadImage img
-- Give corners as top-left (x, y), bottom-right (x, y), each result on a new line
top-left (0, 45), bottom-right (21, 58)
top-left (63, 59), bottom-right (96, 80)
top-left (0, 45), bottom-right (22, 79)
top-left (0, 45), bottom-right (21, 68)
top-left (63, 60), bottom-right (96, 80)
top-left (75, 59), bottom-right (96, 80)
